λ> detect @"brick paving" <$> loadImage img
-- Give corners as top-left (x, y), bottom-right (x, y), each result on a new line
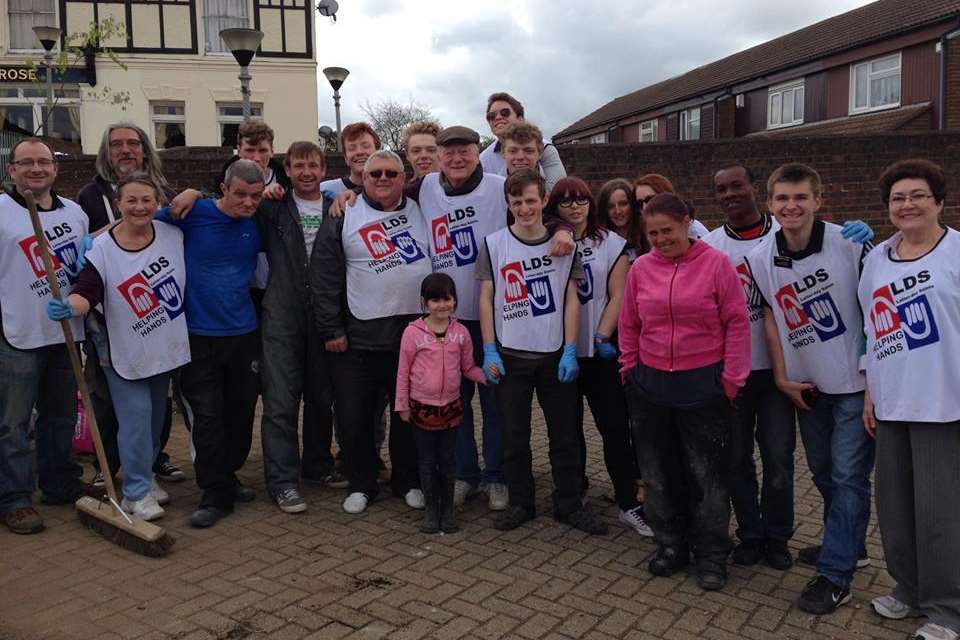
top-left (0, 403), bottom-right (913, 640)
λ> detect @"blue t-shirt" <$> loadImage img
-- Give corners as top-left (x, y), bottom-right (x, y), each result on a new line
top-left (156, 199), bottom-right (261, 336)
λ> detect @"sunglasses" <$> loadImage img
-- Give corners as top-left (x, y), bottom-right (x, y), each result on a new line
top-left (485, 107), bottom-right (513, 121)
top-left (557, 196), bottom-right (590, 208)
top-left (368, 169), bottom-right (401, 179)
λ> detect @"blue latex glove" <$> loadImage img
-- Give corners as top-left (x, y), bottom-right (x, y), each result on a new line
top-left (482, 343), bottom-right (505, 384)
top-left (76, 234), bottom-right (94, 269)
top-left (594, 334), bottom-right (617, 360)
top-left (841, 220), bottom-right (874, 244)
top-left (47, 299), bottom-right (74, 321)
top-left (558, 344), bottom-right (579, 383)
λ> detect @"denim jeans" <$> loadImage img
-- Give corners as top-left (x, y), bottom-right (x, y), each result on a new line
top-left (797, 391), bottom-right (874, 590)
top-left (0, 338), bottom-right (82, 513)
top-left (455, 320), bottom-right (504, 485)
top-left (728, 369), bottom-right (797, 544)
top-left (103, 367), bottom-right (169, 502)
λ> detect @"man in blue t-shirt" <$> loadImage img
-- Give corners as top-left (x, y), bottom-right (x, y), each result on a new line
top-left (156, 159), bottom-right (263, 528)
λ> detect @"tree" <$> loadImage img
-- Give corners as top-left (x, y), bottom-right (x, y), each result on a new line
top-left (360, 99), bottom-right (437, 150)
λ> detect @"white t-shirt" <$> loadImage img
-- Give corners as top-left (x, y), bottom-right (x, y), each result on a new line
top-left (858, 227), bottom-right (960, 422)
top-left (0, 193), bottom-right (87, 348)
top-left (746, 221), bottom-right (868, 394)
top-left (702, 216), bottom-right (780, 371)
top-left (574, 230), bottom-right (626, 357)
top-left (293, 193), bottom-right (324, 257)
top-left (318, 177), bottom-right (357, 196)
top-left (689, 219), bottom-right (710, 240)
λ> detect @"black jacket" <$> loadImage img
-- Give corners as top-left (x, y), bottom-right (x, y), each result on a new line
top-left (76, 175), bottom-right (176, 233)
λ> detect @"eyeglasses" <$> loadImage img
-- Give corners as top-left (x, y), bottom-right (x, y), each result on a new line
top-left (368, 169), bottom-right (401, 179)
top-left (11, 158), bottom-right (55, 168)
top-left (889, 193), bottom-right (934, 207)
top-left (637, 195), bottom-right (655, 207)
top-left (557, 196), bottom-right (589, 208)
top-left (485, 107), bottom-right (513, 121)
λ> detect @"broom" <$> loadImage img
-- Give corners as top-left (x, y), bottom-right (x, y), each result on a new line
top-left (24, 189), bottom-right (175, 557)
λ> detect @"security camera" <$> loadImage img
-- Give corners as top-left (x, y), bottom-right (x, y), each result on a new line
top-left (317, 0), bottom-right (339, 21)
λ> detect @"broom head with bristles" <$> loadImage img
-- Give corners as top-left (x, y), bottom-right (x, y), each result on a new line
top-left (76, 497), bottom-right (176, 557)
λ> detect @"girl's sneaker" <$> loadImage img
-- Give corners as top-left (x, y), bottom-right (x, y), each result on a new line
top-left (121, 495), bottom-right (164, 521)
top-left (150, 478), bottom-right (170, 506)
top-left (619, 505), bottom-right (654, 537)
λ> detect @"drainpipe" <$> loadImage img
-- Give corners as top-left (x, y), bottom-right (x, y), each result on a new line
top-left (940, 35), bottom-right (947, 130)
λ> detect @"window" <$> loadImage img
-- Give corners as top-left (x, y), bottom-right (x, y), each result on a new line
top-left (589, 132), bottom-right (607, 144)
top-left (680, 107), bottom-right (700, 141)
top-left (217, 103), bottom-right (263, 147)
top-left (204, 0), bottom-right (250, 53)
top-left (850, 52), bottom-right (901, 114)
top-left (639, 119), bottom-right (658, 143)
top-left (0, 85), bottom-right (80, 144)
top-left (151, 102), bottom-right (186, 149)
top-left (7, 0), bottom-right (56, 50)
top-left (768, 80), bottom-right (805, 129)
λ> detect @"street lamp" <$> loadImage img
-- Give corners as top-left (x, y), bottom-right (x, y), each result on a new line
top-left (33, 25), bottom-right (61, 138)
top-left (220, 28), bottom-right (264, 119)
top-left (323, 66), bottom-right (349, 148)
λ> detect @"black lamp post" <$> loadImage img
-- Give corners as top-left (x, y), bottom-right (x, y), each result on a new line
top-left (33, 25), bottom-right (61, 138)
top-left (220, 28), bottom-right (265, 119)
top-left (322, 66), bottom-right (349, 148)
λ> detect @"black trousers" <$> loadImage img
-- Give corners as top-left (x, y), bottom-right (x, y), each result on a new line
top-left (332, 349), bottom-right (418, 500)
top-left (626, 386), bottom-right (733, 562)
top-left (576, 357), bottom-right (639, 511)
top-left (177, 331), bottom-right (260, 509)
top-left (496, 352), bottom-right (582, 517)
top-left (413, 427), bottom-right (457, 504)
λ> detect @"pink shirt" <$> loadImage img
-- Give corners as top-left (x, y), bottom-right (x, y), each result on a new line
top-left (617, 240), bottom-right (750, 400)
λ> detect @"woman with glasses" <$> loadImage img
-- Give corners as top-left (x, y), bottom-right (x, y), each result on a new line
top-left (597, 178), bottom-right (649, 263)
top-left (479, 92), bottom-right (567, 193)
top-left (634, 173), bottom-right (710, 239)
top-left (545, 177), bottom-right (653, 538)
top-left (857, 159), bottom-right (960, 640)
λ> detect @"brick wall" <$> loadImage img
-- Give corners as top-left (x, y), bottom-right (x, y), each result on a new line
top-left (947, 37), bottom-right (960, 129)
top-left (557, 130), bottom-right (960, 238)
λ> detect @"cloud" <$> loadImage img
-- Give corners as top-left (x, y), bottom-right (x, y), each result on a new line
top-left (314, 0), bottom-right (874, 141)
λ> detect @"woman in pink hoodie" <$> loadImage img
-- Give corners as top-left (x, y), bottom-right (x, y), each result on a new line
top-left (618, 193), bottom-right (750, 592)
top-left (396, 273), bottom-right (486, 534)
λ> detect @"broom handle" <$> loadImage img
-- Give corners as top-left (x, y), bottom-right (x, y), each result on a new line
top-left (23, 190), bottom-right (122, 504)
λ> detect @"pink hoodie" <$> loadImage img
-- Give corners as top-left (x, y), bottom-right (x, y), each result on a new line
top-left (617, 240), bottom-right (750, 400)
top-left (395, 317), bottom-right (486, 412)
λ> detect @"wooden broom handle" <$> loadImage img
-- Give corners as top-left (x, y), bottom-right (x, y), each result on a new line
top-left (23, 189), bottom-right (121, 504)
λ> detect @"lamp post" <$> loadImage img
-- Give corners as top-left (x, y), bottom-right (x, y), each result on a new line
top-left (33, 25), bottom-right (61, 138)
top-left (322, 67), bottom-right (349, 148)
top-left (220, 28), bottom-right (264, 119)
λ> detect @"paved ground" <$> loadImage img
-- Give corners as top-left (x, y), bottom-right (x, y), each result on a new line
top-left (0, 403), bottom-right (916, 640)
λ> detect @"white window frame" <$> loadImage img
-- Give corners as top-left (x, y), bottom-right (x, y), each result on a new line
top-left (680, 107), bottom-right (700, 141)
top-left (0, 85), bottom-right (80, 140)
top-left (7, 0), bottom-right (58, 52)
top-left (639, 119), bottom-right (658, 143)
top-left (216, 102), bottom-right (264, 146)
top-left (588, 132), bottom-right (607, 144)
top-left (203, 0), bottom-right (252, 54)
top-left (767, 79), bottom-right (805, 129)
top-left (151, 101), bottom-right (187, 148)
top-left (849, 52), bottom-right (901, 115)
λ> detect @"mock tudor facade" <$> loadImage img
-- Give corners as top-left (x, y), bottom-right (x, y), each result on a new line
top-left (555, 0), bottom-right (960, 145)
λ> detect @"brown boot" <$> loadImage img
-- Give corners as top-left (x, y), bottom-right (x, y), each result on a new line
top-left (4, 507), bottom-right (44, 535)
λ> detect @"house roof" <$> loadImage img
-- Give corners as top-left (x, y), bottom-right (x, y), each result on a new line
top-left (747, 103), bottom-right (933, 138)
top-left (555, 0), bottom-right (960, 139)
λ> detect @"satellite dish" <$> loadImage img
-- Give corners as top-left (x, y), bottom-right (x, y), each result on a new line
top-left (318, 125), bottom-right (333, 136)
top-left (317, 0), bottom-right (339, 21)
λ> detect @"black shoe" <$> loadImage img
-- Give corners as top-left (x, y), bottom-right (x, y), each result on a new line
top-left (440, 479), bottom-right (458, 533)
top-left (558, 506), bottom-right (608, 535)
top-left (190, 505), bottom-right (232, 528)
top-left (765, 541), bottom-right (793, 570)
top-left (235, 484), bottom-right (256, 503)
top-left (798, 544), bottom-right (869, 569)
top-left (493, 506), bottom-right (534, 531)
top-left (696, 558), bottom-right (727, 591)
top-left (648, 545), bottom-right (690, 577)
top-left (798, 575), bottom-right (851, 614)
top-left (421, 504), bottom-right (440, 534)
top-left (731, 539), bottom-right (765, 566)
top-left (154, 460), bottom-right (186, 482)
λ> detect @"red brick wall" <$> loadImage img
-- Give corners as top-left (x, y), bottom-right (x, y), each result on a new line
top-left (557, 131), bottom-right (960, 238)
top-left (947, 37), bottom-right (960, 129)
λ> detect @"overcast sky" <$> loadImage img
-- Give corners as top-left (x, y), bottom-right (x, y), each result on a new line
top-left (313, 0), bottom-right (876, 142)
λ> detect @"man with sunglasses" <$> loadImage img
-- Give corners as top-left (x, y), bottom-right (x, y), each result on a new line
top-left (479, 92), bottom-right (566, 193)
top-left (313, 150), bottom-right (431, 515)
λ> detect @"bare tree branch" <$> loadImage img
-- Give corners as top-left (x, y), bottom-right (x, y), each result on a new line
top-left (360, 99), bottom-right (437, 151)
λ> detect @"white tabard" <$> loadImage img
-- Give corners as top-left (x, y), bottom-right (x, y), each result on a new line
top-left (574, 230), bottom-right (626, 357)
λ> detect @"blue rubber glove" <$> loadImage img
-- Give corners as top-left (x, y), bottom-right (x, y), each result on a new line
top-left (557, 344), bottom-right (579, 383)
top-left (47, 299), bottom-right (74, 321)
top-left (482, 343), bottom-right (505, 384)
top-left (594, 333), bottom-right (617, 360)
top-left (841, 220), bottom-right (874, 244)
top-left (76, 234), bottom-right (94, 269)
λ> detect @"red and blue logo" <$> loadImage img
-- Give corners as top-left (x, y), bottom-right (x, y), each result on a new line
top-left (117, 272), bottom-right (184, 320)
top-left (774, 283), bottom-right (846, 342)
top-left (431, 217), bottom-right (477, 266)
top-left (360, 220), bottom-right (425, 264)
top-left (870, 285), bottom-right (938, 350)
top-left (501, 261), bottom-right (555, 317)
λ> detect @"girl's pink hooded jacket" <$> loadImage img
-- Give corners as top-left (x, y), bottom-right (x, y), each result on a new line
top-left (617, 240), bottom-right (750, 400)
top-left (395, 317), bottom-right (486, 412)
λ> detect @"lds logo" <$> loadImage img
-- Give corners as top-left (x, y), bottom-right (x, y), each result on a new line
top-left (431, 217), bottom-right (477, 266)
top-left (360, 220), bottom-right (425, 263)
top-left (118, 273), bottom-right (159, 319)
top-left (18, 236), bottom-right (63, 279)
top-left (735, 263), bottom-right (763, 309)
top-left (501, 261), bottom-right (556, 317)
top-left (774, 284), bottom-right (846, 342)
top-left (870, 284), bottom-right (939, 350)
top-left (577, 263), bottom-right (594, 304)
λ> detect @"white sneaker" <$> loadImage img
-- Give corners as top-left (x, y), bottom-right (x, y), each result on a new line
top-left (150, 478), bottom-right (170, 506)
top-left (486, 483), bottom-right (509, 511)
top-left (404, 489), bottom-right (425, 510)
top-left (619, 505), bottom-right (654, 537)
top-left (914, 623), bottom-right (959, 640)
top-left (342, 492), bottom-right (369, 514)
top-left (872, 594), bottom-right (921, 620)
top-left (121, 494), bottom-right (164, 521)
top-left (453, 480), bottom-right (475, 507)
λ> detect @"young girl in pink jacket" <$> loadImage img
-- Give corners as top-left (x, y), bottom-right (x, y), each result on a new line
top-left (396, 273), bottom-right (486, 534)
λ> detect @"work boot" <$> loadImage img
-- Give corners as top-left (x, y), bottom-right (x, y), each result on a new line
top-left (440, 477), bottom-right (459, 533)
top-left (420, 470), bottom-right (439, 534)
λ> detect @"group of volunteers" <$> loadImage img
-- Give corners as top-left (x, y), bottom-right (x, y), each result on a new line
top-left (1, 89), bottom-right (957, 640)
